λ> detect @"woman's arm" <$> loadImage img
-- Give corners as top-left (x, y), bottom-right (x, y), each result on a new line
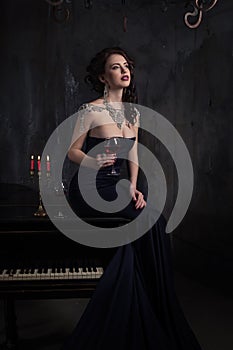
top-left (68, 132), bottom-right (98, 169)
top-left (69, 105), bottom-right (110, 169)
top-left (68, 133), bottom-right (116, 170)
top-left (68, 106), bottom-right (116, 170)
top-left (128, 126), bottom-right (146, 209)
top-left (128, 127), bottom-right (139, 188)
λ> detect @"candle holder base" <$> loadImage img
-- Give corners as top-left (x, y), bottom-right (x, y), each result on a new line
top-left (34, 204), bottom-right (47, 217)
top-left (34, 195), bottom-right (47, 217)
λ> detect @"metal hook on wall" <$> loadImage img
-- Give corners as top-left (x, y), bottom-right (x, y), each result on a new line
top-left (84, 0), bottom-right (93, 9)
top-left (45, 0), bottom-right (71, 23)
top-left (45, 0), bottom-right (64, 6)
top-left (184, 0), bottom-right (219, 29)
top-left (52, 5), bottom-right (70, 23)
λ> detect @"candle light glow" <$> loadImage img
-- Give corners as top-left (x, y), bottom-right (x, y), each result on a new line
top-left (30, 155), bottom-right (34, 171)
top-left (46, 155), bottom-right (51, 173)
top-left (37, 155), bottom-right (41, 172)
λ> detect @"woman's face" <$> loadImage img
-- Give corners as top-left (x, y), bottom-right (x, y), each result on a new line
top-left (100, 54), bottom-right (131, 90)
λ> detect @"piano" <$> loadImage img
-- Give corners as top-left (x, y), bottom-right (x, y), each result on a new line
top-left (0, 183), bottom-right (129, 349)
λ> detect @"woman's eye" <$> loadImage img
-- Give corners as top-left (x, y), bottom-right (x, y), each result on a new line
top-left (112, 65), bottom-right (129, 70)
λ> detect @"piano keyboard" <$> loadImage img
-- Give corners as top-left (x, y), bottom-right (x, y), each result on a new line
top-left (0, 266), bottom-right (104, 281)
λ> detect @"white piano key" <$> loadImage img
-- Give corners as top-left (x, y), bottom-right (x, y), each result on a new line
top-left (64, 267), bottom-right (70, 279)
top-left (96, 267), bottom-right (104, 278)
top-left (90, 267), bottom-right (97, 279)
top-left (85, 267), bottom-right (92, 279)
top-left (2, 269), bottom-right (9, 280)
top-left (47, 268), bottom-right (52, 278)
top-left (13, 269), bottom-right (22, 280)
top-left (69, 267), bottom-right (80, 279)
top-left (34, 268), bottom-right (39, 279)
top-left (77, 267), bottom-right (83, 279)
top-left (8, 269), bottom-right (14, 279)
top-left (54, 268), bottom-right (61, 279)
top-left (80, 267), bottom-right (88, 279)
top-left (58, 268), bottom-right (65, 279)
top-left (0, 269), bottom-right (8, 280)
top-left (27, 268), bottom-right (37, 280)
top-left (17, 269), bottom-right (25, 280)
top-left (40, 268), bottom-right (49, 279)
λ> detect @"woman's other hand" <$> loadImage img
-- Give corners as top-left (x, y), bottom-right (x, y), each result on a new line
top-left (96, 153), bottom-right (116, 168)
top-left (130, 184), bottom-right (146, 209)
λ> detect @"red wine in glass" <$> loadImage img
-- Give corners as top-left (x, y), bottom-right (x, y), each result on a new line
top-left (104, 137), bottom-right (120, 176)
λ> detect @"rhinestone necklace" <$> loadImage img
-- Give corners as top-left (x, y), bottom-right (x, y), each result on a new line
top-left (103, 99), bottom-right (125, 129)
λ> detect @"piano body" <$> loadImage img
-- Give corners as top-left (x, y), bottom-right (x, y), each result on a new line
top-left (0, 183), bottom-right (127, 349)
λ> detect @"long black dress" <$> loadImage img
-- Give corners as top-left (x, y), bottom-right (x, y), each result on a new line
top-left (62, 135), bottom-right (203, 350)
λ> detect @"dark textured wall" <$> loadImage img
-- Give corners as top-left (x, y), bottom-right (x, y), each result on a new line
top-left (0, 0), bottom-right (232, 291)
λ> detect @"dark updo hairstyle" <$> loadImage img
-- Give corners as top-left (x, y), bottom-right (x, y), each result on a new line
top-left (84, 47), bottom-right (139, 125)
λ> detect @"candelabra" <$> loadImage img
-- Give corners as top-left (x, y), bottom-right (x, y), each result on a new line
top-left (34, 181), bottom-right (47, 217)
top-left (30, 154), bottom-right (68, 218)
top-left (30, 155), bottom-right (50, 217)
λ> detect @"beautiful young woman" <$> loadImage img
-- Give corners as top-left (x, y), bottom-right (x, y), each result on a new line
top-left (61, 47), bottom-right (203, 350)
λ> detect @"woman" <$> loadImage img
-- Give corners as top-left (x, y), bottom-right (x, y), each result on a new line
top-left (62, 47), bottom-right (203, 350)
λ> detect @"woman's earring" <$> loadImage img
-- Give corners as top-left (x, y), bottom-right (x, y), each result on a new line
top-left (103, 84), bottom-right (109, 102)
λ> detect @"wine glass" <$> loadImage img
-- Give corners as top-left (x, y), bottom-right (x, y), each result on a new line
top-left (104, 137), bottom-right (120, 176)
top-left (53, 179), bottom-right (68, 218)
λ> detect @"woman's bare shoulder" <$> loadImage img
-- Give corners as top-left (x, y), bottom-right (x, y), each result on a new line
top-left (77, 98), bottom-right (106, 119)
top-left (78, 98), bottom-right (103, 111)
top-left (88, 98), bottom-right (104, 106)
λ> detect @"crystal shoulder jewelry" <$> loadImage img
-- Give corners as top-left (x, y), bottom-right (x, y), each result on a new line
top-left (103, 93), bottom-right (125, 129)
top-left (77, 103), bottom-right (107, 133)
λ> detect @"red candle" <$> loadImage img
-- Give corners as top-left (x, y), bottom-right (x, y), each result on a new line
top-left (37, 155), bottom-right (41, 172)
top-left (46, 155), bottom-right (51, 172)
top-left (30, 155), bottom-right (34, 171)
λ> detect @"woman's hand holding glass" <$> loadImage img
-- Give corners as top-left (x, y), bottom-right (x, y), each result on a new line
top-left (96, 152), bottom-right (116, 168)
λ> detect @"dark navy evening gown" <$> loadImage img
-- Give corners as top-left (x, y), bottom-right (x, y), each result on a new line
top-left (62, 135), bottom-right (203, 350)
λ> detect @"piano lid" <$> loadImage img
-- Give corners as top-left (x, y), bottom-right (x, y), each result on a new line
top-left (0, 183), bottom-right (38, 206)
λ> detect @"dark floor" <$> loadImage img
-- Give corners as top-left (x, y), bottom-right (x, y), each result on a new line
top-left (0, 270), bottom-right (233, 350)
